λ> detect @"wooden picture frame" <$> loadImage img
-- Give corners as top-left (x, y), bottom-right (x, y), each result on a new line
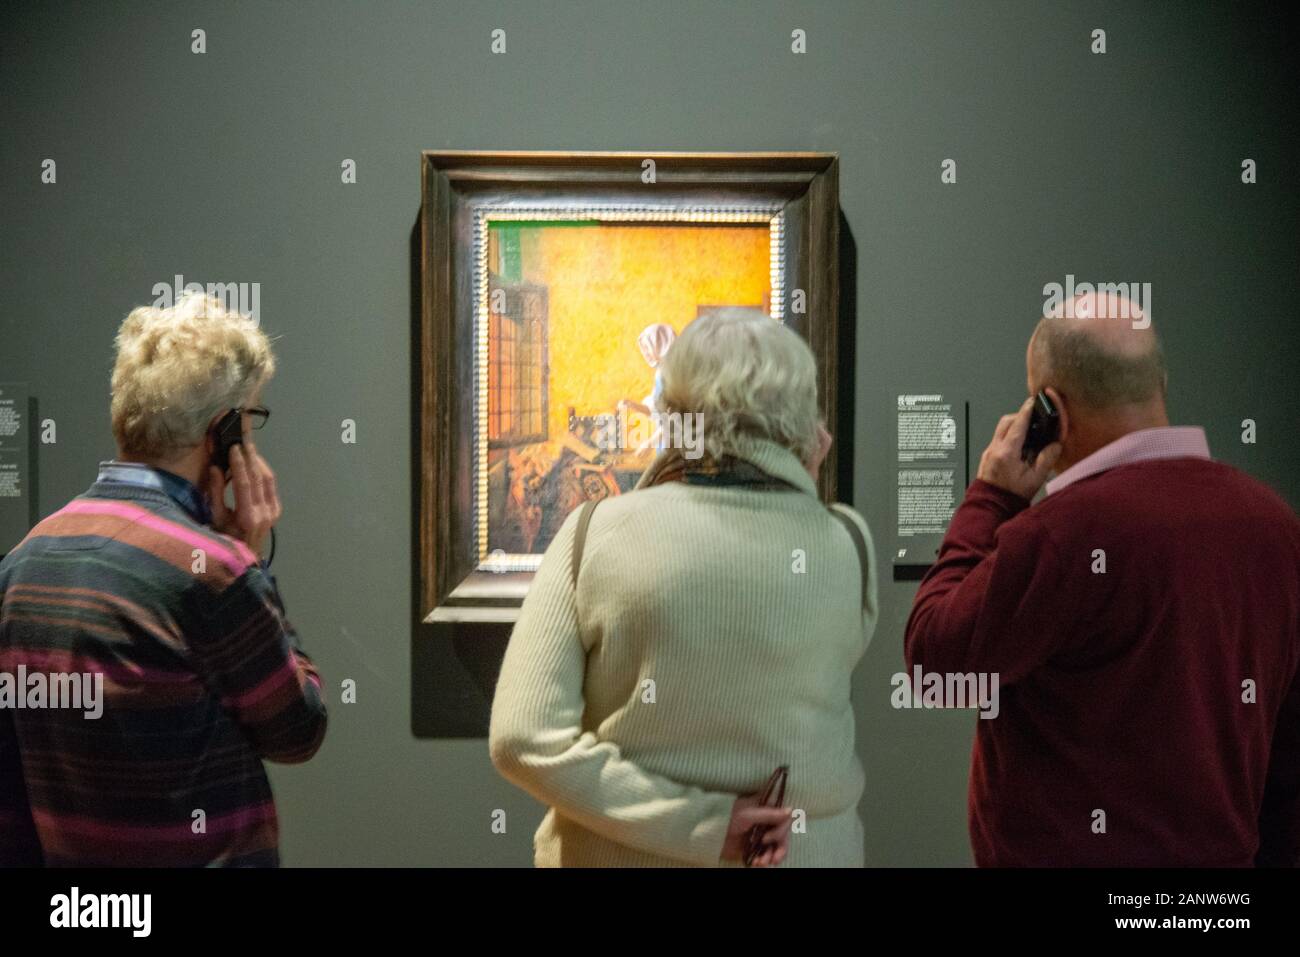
top-left (420, 151), bottom-right (840, 623)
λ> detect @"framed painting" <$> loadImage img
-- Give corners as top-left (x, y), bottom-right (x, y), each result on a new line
top-left (420, 151), bottom-right (839, 623)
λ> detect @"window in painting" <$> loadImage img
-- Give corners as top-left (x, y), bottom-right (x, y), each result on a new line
top-left (487, 282), bottom-right (548, 448)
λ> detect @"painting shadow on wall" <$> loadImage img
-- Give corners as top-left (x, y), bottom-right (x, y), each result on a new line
top-left (410, 217), bottom-right (506, 738)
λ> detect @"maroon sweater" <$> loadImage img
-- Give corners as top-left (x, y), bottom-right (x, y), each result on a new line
top-left (905, 458), bottom-right (1300, 867)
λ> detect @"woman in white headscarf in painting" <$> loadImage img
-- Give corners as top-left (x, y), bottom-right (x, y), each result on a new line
top-left (618, 322), bottom-right (677, 453)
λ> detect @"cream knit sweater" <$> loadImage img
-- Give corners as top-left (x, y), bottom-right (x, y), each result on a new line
top-left (489, 438), bottom-right (879, 867)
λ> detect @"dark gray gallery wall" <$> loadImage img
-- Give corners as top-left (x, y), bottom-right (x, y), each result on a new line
top-left (2, 1), bottom-right (1296, 866)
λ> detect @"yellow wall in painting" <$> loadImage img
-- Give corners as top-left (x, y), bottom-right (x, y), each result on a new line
top-left (518, 223), bottom-right (770, 440)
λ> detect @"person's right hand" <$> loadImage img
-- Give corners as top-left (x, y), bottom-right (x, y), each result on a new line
top-left (209, 441), bottom-right (281, 558)
top-left (720, 794), bottom-right (794, 867)
top-left (975, 396), bottom-right (1062, 501)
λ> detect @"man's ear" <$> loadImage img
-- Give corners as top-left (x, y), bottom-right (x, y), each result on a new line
top-left (1045, 387), bottom-right (1068, 445)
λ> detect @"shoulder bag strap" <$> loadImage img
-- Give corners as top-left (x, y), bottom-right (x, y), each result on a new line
top-left (828, 504), bottom-right (869, 613)
top-left (570, 499), bottom-right (599, 591)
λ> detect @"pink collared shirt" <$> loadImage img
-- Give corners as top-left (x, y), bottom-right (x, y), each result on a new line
top-left (1045, 426), bottom-right (1211, 495)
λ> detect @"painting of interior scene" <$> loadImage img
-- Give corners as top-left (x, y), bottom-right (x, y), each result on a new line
top-left (483, 219), bottom-right (773, 559)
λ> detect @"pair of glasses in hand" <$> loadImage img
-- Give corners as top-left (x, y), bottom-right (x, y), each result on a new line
top-left (744, 765), bottom-right (790, 868)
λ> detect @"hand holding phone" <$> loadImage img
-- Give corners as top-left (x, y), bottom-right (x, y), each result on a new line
top-left (211, 409), bottom-right (244, 473)
top-left (975, 394), bottom-right (1062, 501)
top-left (1020, 391), bottom-right (1060, 463)
top-left (207, 412), bottom-right (280, 556)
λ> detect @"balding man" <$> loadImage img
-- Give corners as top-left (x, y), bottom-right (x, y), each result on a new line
top-left (905, 292), bottom-right (1300, 867)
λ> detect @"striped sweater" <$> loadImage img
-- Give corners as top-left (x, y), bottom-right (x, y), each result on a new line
top-left (489, 438), bottom-right (879, 866)
top-left (0, 474), bottom-right (327, 867)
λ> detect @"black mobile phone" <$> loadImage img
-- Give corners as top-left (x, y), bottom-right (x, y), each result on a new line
top-left (211, 409), bottom-right (243, 473)
top-left (1021, 391), bottom-right (1060, 463)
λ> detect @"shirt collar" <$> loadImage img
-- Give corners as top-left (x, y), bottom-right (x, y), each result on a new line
top-left (1045, 426), bottom-right (1211, 496)
top-left (96, 460), bottom-right (213, 526)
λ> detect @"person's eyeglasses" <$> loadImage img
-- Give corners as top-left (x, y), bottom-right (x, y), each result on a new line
top-left (240, 406), bottom-right (270, 430)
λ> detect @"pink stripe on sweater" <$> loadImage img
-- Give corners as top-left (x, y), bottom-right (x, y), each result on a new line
top-left (60, 500), bottom-right (253, 576)
top-left (224, 656), bottom-right (303, 710)
top-left (0, 647), bottom-right (195, 685)
top-left (33, 801), bottom-right (277, 841)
